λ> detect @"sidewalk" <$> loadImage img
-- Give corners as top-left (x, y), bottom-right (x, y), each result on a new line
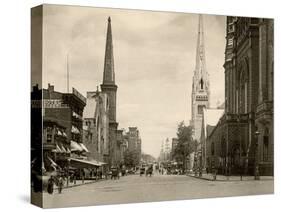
top-left (187, 173), bottom-right (274, 182)
top-left (52, 178), bottom-right (107, 190)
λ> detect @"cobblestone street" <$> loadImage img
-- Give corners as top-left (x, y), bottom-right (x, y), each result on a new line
top-left (42, 174), bottom-right (274, 208)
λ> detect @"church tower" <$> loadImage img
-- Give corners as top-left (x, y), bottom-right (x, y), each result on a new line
top-left (100, 17), bottom-right (119, 166)
top-left (191, 15), bottom-right (210, 142)
top-left (101, 17), bottom-right (117, 123)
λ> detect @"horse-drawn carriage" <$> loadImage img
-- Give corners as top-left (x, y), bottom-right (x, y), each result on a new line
top-left (110, 167), bottom-right (120, 180)
top-left (139, 165), bottom-right (153, 177)
top-left (145, 166), bottom-right (153, 177)
top-left (140, 167), bottom-right (145, 176)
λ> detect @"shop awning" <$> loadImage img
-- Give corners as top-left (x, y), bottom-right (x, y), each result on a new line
top-left (47, 156), bottom-right (60, 170)
top-left (66, 147), bottom-right (71, 154)
top-left (57, 130), bottom-right (63, 136)
top-left (71, 126), bottom-right (80, 134)
top-left (70, 141), bottom-right (83, 152)
top-left (68, 158), bottom-right (101, 168)
top-left (80, 143), bottom-right (89, 153)
top-left (52, 144), bottom-right (62, 153)
top-left (60, 145), bottom-right (67, 153)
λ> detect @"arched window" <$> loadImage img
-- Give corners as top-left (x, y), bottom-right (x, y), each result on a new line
top-left (238, 61), bottom-right (248, 114)
top-left (200, 78), bottom-right (204, 90)
top-left (198, 105), bottom-right (205, 115)
top-left (221, 139), bottom-right (226, 157)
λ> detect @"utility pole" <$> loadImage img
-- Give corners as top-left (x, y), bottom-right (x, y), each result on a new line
top-left (66, 53), bottom-right (70, 93)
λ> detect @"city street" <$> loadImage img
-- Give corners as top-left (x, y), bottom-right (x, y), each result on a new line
top-left (42, 173), bottom-right (274, 208)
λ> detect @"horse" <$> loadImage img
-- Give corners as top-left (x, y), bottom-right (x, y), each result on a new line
top-left (145, 167), bottom-right (153, 177)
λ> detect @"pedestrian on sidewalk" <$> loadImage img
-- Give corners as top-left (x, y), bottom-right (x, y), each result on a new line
top-left (105, 169), bottom-right (108, 180)
top-left (82, 170), bottom-right (85, 183)
top-left (73, 172), bottom-right (77, 185)
top-left (239, 163), bottom-right (244, 181)
top-left (47, 176), bottom-right (55, 194)
top-left (58, 176), bottom-right (64, 194)
top-left (226, 165), bottom-right (230, 180)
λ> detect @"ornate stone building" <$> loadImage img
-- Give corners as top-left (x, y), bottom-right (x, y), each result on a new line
top-left (206, 17), bottom-right (273, 176)
top-left (191, 15), bottom-right (210, 139)
top-left (83, 17), bottom-right (121, 168)
top-left (83, 89), bottom-right (110, 164)
top-left (126, 127), bottom-right (142, 165)
top-left (255, 18), bottom-right (274, 175)
top-left (189, 15), bottom-right (210, 170)
top-left (100, 17), bottom-right (120, 167)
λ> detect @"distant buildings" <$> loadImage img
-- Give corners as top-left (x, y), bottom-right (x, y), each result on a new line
top-left (117, 129), bottom-right (128, 165)
top-left (126, 127), bottom-right (142, 164)
top-left (159, 138), bottom-right (171, 162)
top-left (171, 138), bottom-right (179, 156)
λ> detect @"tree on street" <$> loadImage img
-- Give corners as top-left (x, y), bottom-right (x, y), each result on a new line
top-left (124, 149), bottom-right (140, 168)
top-left (172, 121), bottom-right (196, 172)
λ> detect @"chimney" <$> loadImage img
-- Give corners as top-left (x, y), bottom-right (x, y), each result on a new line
top-left (48, 83), bottom-right (54, 93)
top-left (32, 84), bottom-right (39, 92)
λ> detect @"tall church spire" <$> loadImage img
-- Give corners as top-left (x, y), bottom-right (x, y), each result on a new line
top-left (101, 17), bottom-right (118, 123)
top-left (190, 14), bottom-right (210, 138)
top-left (192, 14), bottom-right (209, 96)
top-left (103, 16), bottom-right (115, 85)
top-left (195, 14), bottom-right (206, 76)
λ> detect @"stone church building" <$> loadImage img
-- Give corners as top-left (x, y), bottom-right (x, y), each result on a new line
top-left (189, 15), bottom-right (210, 171)
top-left (205, 17), bottom-right (274, 176)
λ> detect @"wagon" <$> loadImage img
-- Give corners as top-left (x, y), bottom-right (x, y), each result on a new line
top-left (140, 167), bottom-right (145, 176)
top-left (111, 167), bottom-right (119, 180)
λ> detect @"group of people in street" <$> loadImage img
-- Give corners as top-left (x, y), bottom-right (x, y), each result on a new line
top-left (47, 175), bottom-right (64, 195)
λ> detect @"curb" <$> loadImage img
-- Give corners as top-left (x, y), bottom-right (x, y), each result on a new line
top-left (52, 179), bottom-right (107, 191)
top-left (186, 174), bottom-right (274, 182)
top-left (187, 174), bottom-right (216, 181)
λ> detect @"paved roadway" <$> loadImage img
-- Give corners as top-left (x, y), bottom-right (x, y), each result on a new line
top-left (42, 173), bottom-right (273, 208)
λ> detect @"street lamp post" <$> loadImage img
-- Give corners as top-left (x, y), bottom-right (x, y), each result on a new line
top-left (194, 140), bottom-right (199, 177)
top-left (254, 130), bottom-right (260, 180)
top-left (237, 113), bottom-right (244, 181)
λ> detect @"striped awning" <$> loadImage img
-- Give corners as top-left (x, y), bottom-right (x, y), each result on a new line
top-left (80, 143), bottom-right (89, 153)
top-left (70, 141), bottom-right (83, 152)
top-left (52, 144), bottom-right (62, 153)
top-left (69, 158), bottom-right (101, 168)
top-left (71, 126), bottom-right (80, 134)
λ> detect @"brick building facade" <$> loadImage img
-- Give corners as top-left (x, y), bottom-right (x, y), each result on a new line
top-left (31, 84), bottom-right (87, 171)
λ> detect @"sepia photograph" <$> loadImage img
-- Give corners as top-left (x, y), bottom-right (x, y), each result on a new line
top-left (31, 4), bottom-right (274, 208)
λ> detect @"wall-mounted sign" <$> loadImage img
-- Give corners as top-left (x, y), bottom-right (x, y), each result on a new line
top-left (31, 100), bottom-right (69, 108)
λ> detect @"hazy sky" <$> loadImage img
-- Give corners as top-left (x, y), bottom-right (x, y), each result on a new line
top-left (41, 5), bottom-right (226, 158)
